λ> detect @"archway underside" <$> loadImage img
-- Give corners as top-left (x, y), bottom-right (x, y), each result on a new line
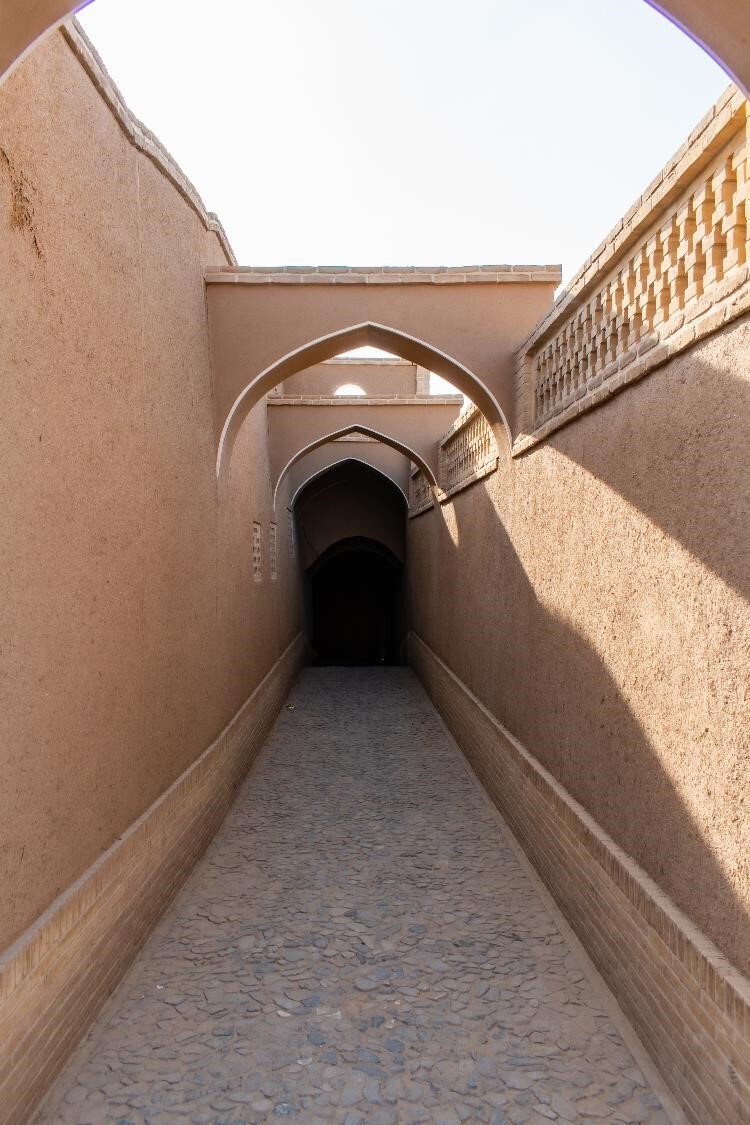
top-left (1, 3), bottom-right (748, 96)
top-left (273, 422), bottom-right (438, 512)
top-left (285, 448), bottom-right (410, 511)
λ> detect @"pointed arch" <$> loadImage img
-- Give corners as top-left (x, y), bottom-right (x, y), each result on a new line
top-left (289, 457), bottom-right (408, 510)
top-left (217, 321), bottom-right (507, 480)
top-left (272, 423), bottom-right (435, 511)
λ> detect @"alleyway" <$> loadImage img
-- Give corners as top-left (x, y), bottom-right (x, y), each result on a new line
top-left (40, 670), bottom-right (673, 1125)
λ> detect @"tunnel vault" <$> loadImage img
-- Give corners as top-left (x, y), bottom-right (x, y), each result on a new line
top-left (294, 460), bottom-right (407, 665)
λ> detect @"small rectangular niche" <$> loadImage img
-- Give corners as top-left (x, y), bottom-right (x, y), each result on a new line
top-left (252, 521), bottom-right (262, 583)
top-left (269, 522), bottom-right (278, 580)
top-left (288, 510), bottom-right (296, 560)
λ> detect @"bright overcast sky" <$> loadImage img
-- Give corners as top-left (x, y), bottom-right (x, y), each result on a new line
top-left (78, 0), bottom-right (728, 283)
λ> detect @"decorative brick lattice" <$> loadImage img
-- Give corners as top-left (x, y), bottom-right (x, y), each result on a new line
top-left (269, 522), bottom-right (278, 581)
top-left (252, 522), bottom-right (262, 583)
top-left (520, 94), bottom-right (749, 440)
top-left (409, 470), bottom-right (432, 513)
top-left (442, 407), bottom-right (498, 492)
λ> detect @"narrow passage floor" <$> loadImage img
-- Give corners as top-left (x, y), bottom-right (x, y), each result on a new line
top-left (41, 670), bottom-right (672, 1125)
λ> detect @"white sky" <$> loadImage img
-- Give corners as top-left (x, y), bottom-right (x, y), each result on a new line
top-left (78, 0), bottom-right (728, 284)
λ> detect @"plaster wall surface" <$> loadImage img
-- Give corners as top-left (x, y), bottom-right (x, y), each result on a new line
top-left (0, 30), bottom-right (302, 954)
top-left (282, 358), bottom-right (420, 398)
top-left (267, 399), bottom-right (461, 489)
top-left (407, 315), bottom-right (750, 976)
top-left (206, 273), bottom-right (558, 444)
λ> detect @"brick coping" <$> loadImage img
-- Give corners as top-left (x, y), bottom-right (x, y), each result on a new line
top-left (267, 394), bottom-right (463, 406)
top-left (205, 265), bottom-right (562, 285)
top-left (409, 633), bottom-right (750, 1017)
top-left (516, 85), bottom-right (744, 355)
top-left (0, 634), bottom-right (305, 999)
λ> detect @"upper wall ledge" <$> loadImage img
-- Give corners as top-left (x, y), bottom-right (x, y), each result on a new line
top-left (517, 85), bottom-right (744, 354)
top-left (61, 20), bottom-right (237, 266)
top-left (204, 265), bottom-right (562, 285)
top-left (268, 395), bottom-right (464, 406)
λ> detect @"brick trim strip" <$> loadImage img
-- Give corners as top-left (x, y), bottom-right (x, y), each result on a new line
top-left (204, 265), bottom-right (562, 286)
top-left (409, 632), bottom-right (750, 1125)
top-left (0, 634), bottom-right (306, 1125)
top-left (268, 395), bottom-right (463, 407)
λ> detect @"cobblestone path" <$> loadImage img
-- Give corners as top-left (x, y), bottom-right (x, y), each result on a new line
top-left (41, 669), bottom-right (672, 1125)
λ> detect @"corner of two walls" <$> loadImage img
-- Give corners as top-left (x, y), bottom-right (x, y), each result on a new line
top-left (0, 26), bottom-right (305, 1122)
top-left (405, 312), bottom-right (750, 1123)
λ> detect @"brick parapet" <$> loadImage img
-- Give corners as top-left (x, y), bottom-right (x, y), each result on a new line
top-left (513, 272), bottom-right (750, 454)
top-left (517, 86), bottom-right (743, 357)
top-left (0, 635), bottom-right (306, 1125)
top-left (409, 632), bottom-right (750, 1125)
top-left (513, 88), bottom-right (750, 447)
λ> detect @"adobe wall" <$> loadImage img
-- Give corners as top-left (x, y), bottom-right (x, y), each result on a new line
top-left (0, 28), bottom-right (303, 956)
top-left (407, 312), bottom-right (750, 976)
top-left (282, 358), bottom-right (420, 397)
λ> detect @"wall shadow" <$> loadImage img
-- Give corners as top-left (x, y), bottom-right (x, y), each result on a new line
top-left (544, 316), bottom-right (750, 602)
top-left (407, 452), bottom-right (749, 977)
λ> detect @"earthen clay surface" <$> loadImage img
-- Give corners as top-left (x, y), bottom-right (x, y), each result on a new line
top-left (40, 670), bottom-right (670, 1125)
top-left (0, 33), bottom-right (302, 951)
top-left (408, 315), bottom-right (750, 975)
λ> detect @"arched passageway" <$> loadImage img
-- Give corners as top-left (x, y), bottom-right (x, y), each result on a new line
top-left (211, 293), bottom-right (557, 478)
top-left (294, 460), bottom-right (408, 666)
top-left (309, 538), bottom-right (404, 666)
top-left (0, 11), bottom-right (747, 1125)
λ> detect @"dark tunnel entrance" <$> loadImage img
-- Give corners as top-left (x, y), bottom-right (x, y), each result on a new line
top-left (310, 538), bottom-right (404, 665)
top-left (292, 459), bottom-right (408, 666)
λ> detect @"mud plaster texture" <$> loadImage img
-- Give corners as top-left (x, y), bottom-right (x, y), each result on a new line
top-left (39, 669), bottom-right (670, 1125)
top-left (407, 316), bottom-right (750, 976)
top-left (0, 31), bottom-right (302, 951)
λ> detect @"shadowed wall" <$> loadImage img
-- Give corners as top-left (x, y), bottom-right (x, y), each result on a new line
top-left (407, 313), bottom-right (750, 976)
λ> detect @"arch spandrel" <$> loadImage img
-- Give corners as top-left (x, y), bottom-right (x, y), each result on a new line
top-left (212, 303), bottom-right (542, 481)
top-left (272, 423), bottom-right (437, 513)
top-left (289, 457), bottom-right (408, 510)
top-left (282, 444), bottom-right (411, 511)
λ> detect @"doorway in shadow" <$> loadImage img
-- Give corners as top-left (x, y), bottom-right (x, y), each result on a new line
top-left (310, 538), bottom-right (403, 665)
top-left (292, 458), bottom-right (409, 666)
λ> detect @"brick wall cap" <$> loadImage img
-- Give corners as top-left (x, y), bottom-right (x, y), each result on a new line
top-left (516, 85), bottom-right (746, 356)
top-left (267, 395), bottom-right (463, 406)
top-left (205, 265), bottom-right (562, 286)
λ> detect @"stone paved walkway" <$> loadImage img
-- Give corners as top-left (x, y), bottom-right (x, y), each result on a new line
top-left (41, 669), bottom-right (672, 1125)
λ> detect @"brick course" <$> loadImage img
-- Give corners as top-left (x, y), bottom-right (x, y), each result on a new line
top-left (0, 634), bottom-right (305, 1125)
top-left (409, 631), bottom-right (750, 1125)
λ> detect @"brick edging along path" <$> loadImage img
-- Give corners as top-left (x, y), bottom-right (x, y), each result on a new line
top-left (40, 669), bottom-right (674, 1125)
